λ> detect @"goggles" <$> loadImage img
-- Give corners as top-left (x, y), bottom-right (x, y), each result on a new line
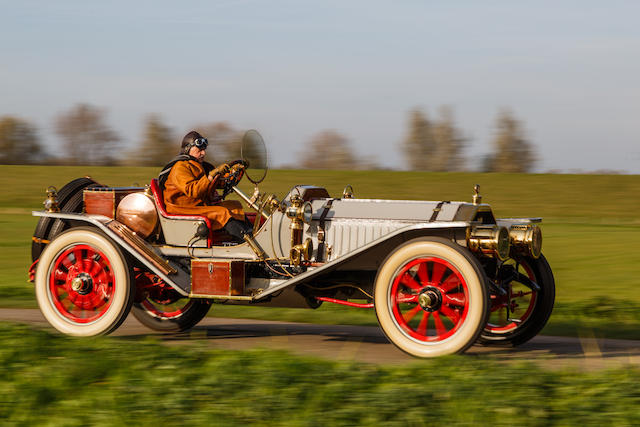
top-left (192, 137), bottom-right (208, 150)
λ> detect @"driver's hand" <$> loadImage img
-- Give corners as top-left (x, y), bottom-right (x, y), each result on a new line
top-left (210, 163), bottom-right (230, 178)
top-left (230, 163), bottom-right (245, 174)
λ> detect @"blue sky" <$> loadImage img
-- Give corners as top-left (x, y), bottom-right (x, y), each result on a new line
top-left (1, 1), bottom-right (639, 172)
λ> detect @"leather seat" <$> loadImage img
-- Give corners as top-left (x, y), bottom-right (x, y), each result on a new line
top-left (149, 179), bottom-right (236, 247)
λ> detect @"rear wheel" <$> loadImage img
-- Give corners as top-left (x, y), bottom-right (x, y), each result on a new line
top-left (132, 271), bottom-right (211, 332)
top-left (35, 227), bottom-right (133, 336)
top-left (374, 237), bottom-right (488, 357)
top-left (479, 254), bottom-right (555, 346)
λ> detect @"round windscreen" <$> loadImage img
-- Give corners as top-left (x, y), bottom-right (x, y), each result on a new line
top-left (241, 129), bottom-right (268, 184)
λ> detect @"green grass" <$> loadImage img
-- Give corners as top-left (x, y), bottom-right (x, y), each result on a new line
top-left (0, 322), bottom-right (638, 426)
top-left (1, 165), bottom-right (639, 339)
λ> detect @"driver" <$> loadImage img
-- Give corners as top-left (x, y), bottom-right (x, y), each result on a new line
top-left (159, 131), bottom-right (253, 241)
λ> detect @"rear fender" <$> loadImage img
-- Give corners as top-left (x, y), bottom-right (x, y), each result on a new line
top-left (32, 211), bottom-right (191, 296)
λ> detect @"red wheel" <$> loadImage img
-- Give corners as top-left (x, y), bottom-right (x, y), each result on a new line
top-left (485, 260), bottom-right (537, 333)
top-left (132, 271), bottom-right (210, 332)
top-left (390, 257), bottom-right (469, 342)
top-left (140, 298), bottom-right (196, 319)
top-left (48, 244), bottom-right (116, 323)
top-left (375, 237), bottom-right (488, 357)
top-left (35, 227), bottom-right (133, 336)
top-left (479, 254), bottom-right (555, 346)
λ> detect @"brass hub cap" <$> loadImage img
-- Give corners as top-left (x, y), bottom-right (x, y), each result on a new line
top-left (70, 272), bottom-right (93, 295)
top-left (418, 288), bottom-right (442, 312)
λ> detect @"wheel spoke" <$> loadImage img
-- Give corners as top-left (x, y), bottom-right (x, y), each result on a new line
top-left (53, 268), bottom-right (68, 283)
top-left (396, 292), bottom-right (418, 304)
top-left (73, 248), bottom-right (85, 272)
top-left (440, 305), bottom-right (460, 325)
top-left (402, 305), bottom-right (422, 323)
top-left (431, 262), bottom-right (446, 285)
top-left (400, 272), bottom-right (422, 291)
top-left (88, 260), bottom-right (102, 278)
top-left (433, 312), bottom-right (447, 337)
top-left (443, 292), bottom-right (466, 307)
top-left (417, 261), bottom-right (429, 285)
top-left (60, 254), bottom-right (74, 270)
top-left (491, 303), bottom-right (508, 313)
top-left (417, 311), bottom-right (430, 337)
top-left (440, 274), bottom-right (461, 293)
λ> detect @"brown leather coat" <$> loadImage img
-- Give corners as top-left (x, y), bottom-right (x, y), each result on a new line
top-left (163, 160), bottom-right (244, 230)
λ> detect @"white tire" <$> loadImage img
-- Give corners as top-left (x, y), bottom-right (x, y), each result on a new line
top-left (374, 237), bottom-right (488, 357)
top-left (35, 227), bottom-right (133, 336)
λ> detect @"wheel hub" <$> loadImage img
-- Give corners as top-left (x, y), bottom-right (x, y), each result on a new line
top-left (70, 272), bottom-right (93, 295)
top-left (418, 287), bottom-right (442, 312)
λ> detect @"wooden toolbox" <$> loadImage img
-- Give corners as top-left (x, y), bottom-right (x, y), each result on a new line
top-left (83, 187), bottom-right (143, 218)
top-left (190, 260), bottom-right (245, 297)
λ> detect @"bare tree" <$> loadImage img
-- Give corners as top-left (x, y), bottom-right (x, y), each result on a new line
top-left (401, 109), bottom-right (435, 171)
top-left (0, 116), bottom-right (43, 164)
top-left (54, 104), bottom-right (120, 165)
top-left (129, 114), bottom-right (175, 166)
top-left (401, 108), bottom-right (466, 172)
top-left (432, 107), bottom-right (466, 172)
top-left (298, 130), bottom-right (359, 170)
top-left (487, 110), bottom-right (536, 173)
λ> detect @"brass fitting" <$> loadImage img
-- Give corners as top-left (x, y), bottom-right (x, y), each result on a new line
top-left (467, 225), bottom-right (510, 260)
top-left (472, 184), bottom-right (482, 205)
top-left (285, 195), bottom-right (313, 231)
top-left (44, 186), bottom-right (60, 212)
top-left (285, 194), bottom-right (313, 265)
top-left (342, 184), bottom-right (354, 199)
top-left (290, 238), bottom-right (313, 266)
top-left (509, 224), bottom-right (542, 259)
top-left (243, 234), bottom-right (266, 260)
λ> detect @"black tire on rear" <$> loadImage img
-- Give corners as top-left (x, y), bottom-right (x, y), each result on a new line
top-left (132, 299), bottom-right (211, 332)
top-left (46, 183), bottom-right (103, 241)
top-left (31, 177), bottom-right (99, 261)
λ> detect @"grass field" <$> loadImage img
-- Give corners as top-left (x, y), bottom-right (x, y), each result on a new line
top-left (1, 165), bottom-right (639, 339)
top-left (1, 322), bottom-right (638, 426)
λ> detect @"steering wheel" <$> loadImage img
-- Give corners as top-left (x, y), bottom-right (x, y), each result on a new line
top-left (221, 159), bottom-right (248, 198)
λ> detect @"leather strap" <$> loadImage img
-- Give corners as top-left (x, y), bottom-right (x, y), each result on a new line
top-left (316, 198), bottom-right (335, 262)
top-left (429, 201), bottom-right (450, 222)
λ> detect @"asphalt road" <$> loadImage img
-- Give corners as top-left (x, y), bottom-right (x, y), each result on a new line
top-left (1, 308), bottom-right (639, 370)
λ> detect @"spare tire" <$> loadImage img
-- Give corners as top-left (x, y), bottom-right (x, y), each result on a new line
top-left (46, 182), bottom-right (105, 244)
top-left (31, 177), bottom-right (100, 261)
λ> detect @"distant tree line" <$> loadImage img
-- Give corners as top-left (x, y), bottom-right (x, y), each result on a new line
top-left (0, 102), bottom-right (536, 172)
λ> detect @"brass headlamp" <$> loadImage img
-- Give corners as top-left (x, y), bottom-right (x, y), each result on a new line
top-left (285, 195), bottom-right (313, 230)
top-left (467, 225), bottom-right (511, 261)
top-left (508, 224), bottom-right (542, 259)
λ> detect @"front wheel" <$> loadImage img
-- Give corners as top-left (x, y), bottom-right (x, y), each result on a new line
top-left (479, 254), bottom-right (555, 346)
top-left (374, 237), bottom-right (488, 357)
top-left (35, 227), bottom-right (133, 336)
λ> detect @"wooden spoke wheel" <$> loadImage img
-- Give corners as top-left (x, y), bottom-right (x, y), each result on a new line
top-left (132, 271), bottom-right (211, 332)
top-left (35, 227), bottom-right (133, 336)
top-left (479, 254), bottom-right (555, 346)
top-left (375, 237), bottom-right (488, 357)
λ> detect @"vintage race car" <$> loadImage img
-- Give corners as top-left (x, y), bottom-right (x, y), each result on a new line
top-left (29, 131), bottom-right (554, 357)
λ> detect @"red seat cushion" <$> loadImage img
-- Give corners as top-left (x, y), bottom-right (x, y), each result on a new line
top-left (149, 179), bottom-right (236, 246)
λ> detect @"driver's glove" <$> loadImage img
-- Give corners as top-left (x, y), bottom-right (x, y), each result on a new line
top-left (230, 163), bottom-right (245, 174)
top-left (209, 163), bottom-right (230, 179)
